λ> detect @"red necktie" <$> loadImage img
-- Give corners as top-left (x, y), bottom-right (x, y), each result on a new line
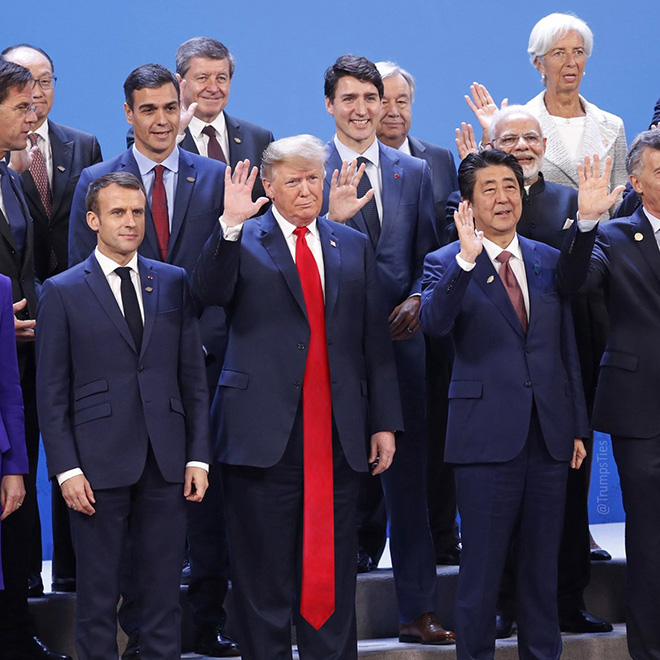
top-left (496, 250), bottom-right (528, 332)
top-left (28, 133), bottom-right (52, 217)
top-left (201, 125), bottom-right (227, 163)
top-left (152, 165), bottom-right (169, 261)
top-left (293, 226), bottom-right (335, 630)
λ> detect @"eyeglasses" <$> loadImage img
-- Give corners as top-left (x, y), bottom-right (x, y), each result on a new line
top-left (0, 103), bottom-right (38, 117)
top-left (31, 77), bottom-right (57, 91)
top-left (494, 133), bottom-right (542, 148)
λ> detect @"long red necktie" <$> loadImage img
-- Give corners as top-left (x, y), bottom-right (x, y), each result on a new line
top-left (496, 250), bottom-right (528, 332)
top-left (152, 165), bottom-right (169, 261)
top-left (293, 226), bottom-right (335, 630)
top-left (28, 133), bottom-right (52, 217)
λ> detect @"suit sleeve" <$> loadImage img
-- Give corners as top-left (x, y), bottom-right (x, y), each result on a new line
top-left (0, 281), bottom-right (28, 476)
top-left (68, 167), bottom-right (98, 267)
top-left (556, 222), bottom-right (610, 296)
top-left (91, 136), bottom-right (103, 165)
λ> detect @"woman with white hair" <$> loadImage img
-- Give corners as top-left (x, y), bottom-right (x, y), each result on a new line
top-left (525, 12), bottom-right (627, 203)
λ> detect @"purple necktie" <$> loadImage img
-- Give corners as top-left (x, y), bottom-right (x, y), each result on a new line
top-left (28, 133), bottom-right (52, 217)
top-left (496, 250), bottom-right (528, 332)
top-left (201, 125), bottom-right (226, 163)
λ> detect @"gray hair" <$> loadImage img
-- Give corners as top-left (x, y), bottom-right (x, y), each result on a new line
top-left (626, 130), bottom-right (660, 177)
top-left (527, 12), bottom-right (594, 66)
top-left (261, 135), bottom-right (327, 181)
top-left (175, 37), bottom-right (235, 78)
top-left (490, 105), bottom-right (544, 141)
top-left (375, 61), bottom-right (416, 102)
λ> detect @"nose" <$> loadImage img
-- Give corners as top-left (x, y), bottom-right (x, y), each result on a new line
top-left (384, 100), bottom-right (398, 117)
top-left (354, 97), bottom-right (367, 115)
top-left (26, 106), bottom-right (38, 122)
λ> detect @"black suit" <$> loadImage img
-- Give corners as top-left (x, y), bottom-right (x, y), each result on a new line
top-left (0, 164), bottom-right (40, 657)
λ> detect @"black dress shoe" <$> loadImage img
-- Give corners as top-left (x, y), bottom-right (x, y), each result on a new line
top-left (495, 613), bottom-right (515, 639)
top-left (28, 574), bottom-right (44, 598)
top-left (51, 576), bottom-right (77, 593)
top-left (357, 548), bottom-right (375, 573)
top-left (122, 630), bottom-right (140, 660)
top-left (590, 548), bottom-right (612, 561)
top-left (435, 544), bottom-right (461, 566)
top-left (25, 636), bottom-right (72, 660)
top-left (194, 625), bottom-right (241, 657)
top-left (559, 609), bottom-right (614, 633)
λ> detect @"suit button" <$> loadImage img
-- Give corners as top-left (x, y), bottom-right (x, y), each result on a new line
top-left (524, 380), bottom-right (532, 388)
top-left (297, 343), bottom-right (306, 350)
top-left (293, 381), bottom-right (301, 389)
top-left (525, 346), bottom-right (532, 354)
top-left (531, 222), bottom-right (536, 228)
top-left (138, 366), bottom-right (145, 373)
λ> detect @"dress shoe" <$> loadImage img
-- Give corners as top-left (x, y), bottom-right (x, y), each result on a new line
top-left (357, 548), bottom-right (375, 573)
top-left (559, 609), bottom-right (614, 633)
top-left (122, 630), bottom-right (140, 660)
top-left (51, 576), bottom-right (77, 593)
top-left (399, 612), bottom-right (456, 645)
top-left (28, 574), bottom-right (44, 598)
top-left (24, 636), bottom-right (72, 660)
top-left (590, 548), bottom-right (612, 561)
top-left (194, 625), bottom-right (241, 657)
top-left (181, 558), bottom-right (192, 585)
top-left (435, 543), bottom-right (461, 566)
top-left (495, 613), bottom-right (515, 639)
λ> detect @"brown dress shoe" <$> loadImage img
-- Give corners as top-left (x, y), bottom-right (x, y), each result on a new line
top-left (399, 612), bottom-right (456, 645)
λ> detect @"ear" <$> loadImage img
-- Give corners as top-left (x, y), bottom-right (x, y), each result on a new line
top-left (541, 136), bottom-right (548, 153)
top-left (533, 56), bottom-right (545, 75)
top-left (175, 73), bottom-right (183, 84)
top-left (124, 102), bottom-right (133, 126)
top-left (629, 173), bottom-right (643, 196)
top-left (86, 211), bottom-right (100, 232)
top-left (325, 96), bottom-right (335, 116)
top-left (262, 179), bottom-right (274, 200)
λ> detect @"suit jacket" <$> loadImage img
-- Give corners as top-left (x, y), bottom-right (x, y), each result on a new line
top-left (614, 183), bottom-right (641, 218)
top-left (36, 254), bottom-right (210, 490)
top-left (192, 210), bottom-right (403, 471)
top-left (558, 208), bottom-right (660, 438)
top-left (420, 237), bottom-right (588, 464)
top-left (20, 120), bottom-right (102, 281)
top-left (321, 140), bottom-right (438, 313)
top-left (127, 112), bottom-right (273, 202)
top-left (408, 136), bottom-right (458, 242)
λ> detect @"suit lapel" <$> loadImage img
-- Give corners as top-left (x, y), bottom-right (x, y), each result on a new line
top-left (48, 121), bottom-right (74, 220)
top-left (259, 210), bottom-right (307, 317)
top-left (520, 238), bottom-right (541, 335)
top-left (318, 219), bottom-right (340, 320)
top-left (168, 150), bottom-right (195, 261)
top-left (84, 254), bottom-right (137, 351)
top-left (630, 209), bottom-right (660, 290)
top-left (138, 257), bottom-right (157, 355)
top-left (225, 113), bottom-right (245, 166)
top-left (378, 144), bottom-right (403, 252)
top-left (180, 129), bottom-right (200, 155)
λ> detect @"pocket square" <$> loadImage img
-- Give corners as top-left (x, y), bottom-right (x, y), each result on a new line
top-left (562, 218), bottom-right (574, 230)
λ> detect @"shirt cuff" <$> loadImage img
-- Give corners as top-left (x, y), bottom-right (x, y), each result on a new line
top-left (455, 253), bottom-right (476, 271)
top-left (186, 461), bottom-right (209, 472)
top-left (576, 212), bottom-right (599, 233)
top-left (57, 468), bottom-right (83, 485)
top-left (219, 218), bottom-right (243, 241)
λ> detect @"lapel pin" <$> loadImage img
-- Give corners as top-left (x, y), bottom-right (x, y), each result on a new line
top-left (394, 173), bottom-right (399, 179)
top-left (145, 286), bottom-right (153, 293)
top-left (534, 263), bottom-right (540, 274)
top-left (147, 275), bottom-right (154, 280)
top-left (330, 240), bottom-right (337, 248)
top-left (187, 176), bottom-right (195, 183)
top-left (486, 275), bottom-right (495, 284)
top-left (57, 165), bottom-right (66, 172)
top-left (234, 137), bottom-right (242, 144)
top-left (634, 232), bottom-right (644, 242)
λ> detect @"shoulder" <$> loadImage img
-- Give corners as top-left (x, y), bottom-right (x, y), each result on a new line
top-left (319, 217), bottom-right (368, 245)
top-left (581, 97), bottom-right (625, 130)
top-left (46, 261), bottom-right (88, 289)
top-left (521, 235), bottom-right (559, 259)
top-left (410, 136), bottom-right (454, 160)
top-left (426, 241), bottom-right (460, 265)
top-left (140, 256), bottom-right (185, 279)
top-left (543, 179), bottom-right (578, 200)
top-left (225, 113), bottom-right (273, 141)
top-left (49, 120), bottom-right (99, 144)
top-left (381, 142), bottom-right (426, 174)
top-left (83, 151), bottom-right (126, 178)
top-left (525, 91), bottom-right (547, 116)
top-left (182, 149), bottom-right (225, 175)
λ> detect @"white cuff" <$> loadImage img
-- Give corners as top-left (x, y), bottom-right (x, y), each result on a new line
top-left (219, 218), bottom-right (243, 241)
top-left (186, 461), bottom-right (209, 472)
top-left (57, 468), bottom-right (83, 486)
top-left (455, 254), bottom-right (476, 271)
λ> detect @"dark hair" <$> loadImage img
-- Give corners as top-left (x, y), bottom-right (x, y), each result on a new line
top-left (627, 130), bottom-right (660, 177)
top-left (86, 172), bottom-right (146, 216)
top-left (458, 150), bottom-right (525, 203)
top-left (1, 43), bottom-right (54, 72)
top-left (324, 54), bottom-right (383, 101)
top-left (123, 64), bottom-right (180, 110)
top-left (176, 37), bottom-right (235, 78)
top-left (0, 60), bottom-right (33, 104)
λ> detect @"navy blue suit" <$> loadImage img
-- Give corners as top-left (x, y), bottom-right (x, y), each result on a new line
top-left (421, 238), bottom-right (588, 659)
top-left (557, 209), bottom-right (660, 658)
top-left (36, 254), bottom-right (210, 660)
top-left (322, 140), bottom-right (440, 624)
top-left (192, 210), bottom-right (402, 659)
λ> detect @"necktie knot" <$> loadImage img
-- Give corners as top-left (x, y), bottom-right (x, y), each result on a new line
top-left (293, 227), bottom-right (308, 240)
top-left (357, 156), bottom-right (370, 167)
top-left (201, 125), bottom-right (216, 138)
top-left (28, 133), bottom-right (39, 147)
top-left (115, 266), bottom-right (132, 281)
top-left (496, 250), bottom-right (513, 265)
top-left (153, 164), bottom-right (165, 181)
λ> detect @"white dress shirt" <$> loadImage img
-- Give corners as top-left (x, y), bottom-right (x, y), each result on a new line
top-left (132, 145), bottom-right (180, 227)
top-left (187, 113), bottom-right (230, 162)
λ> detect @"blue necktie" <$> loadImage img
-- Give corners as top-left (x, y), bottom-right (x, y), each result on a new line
top-left (0, 162), bottom-right (27, 255)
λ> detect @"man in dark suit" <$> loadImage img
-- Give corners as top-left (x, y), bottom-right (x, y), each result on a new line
top-left (0, 59), bottom-right (70, 660)
top-left (375, 60), bottom-right (461, 567)
top-left (192, 136), bottom-right (403, 659)
top-left (557, 134), bottom-right (660, 660)
top-left (2, 43), bottom-right (103, 594)
top-left (37, 171), bottom-right (211, 660)
top-left (420, 149), bottom-right (591, 660)
top-left (321, 55), bottom-right (454, 645)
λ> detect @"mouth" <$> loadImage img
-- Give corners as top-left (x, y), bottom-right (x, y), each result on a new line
top-left (151, 129), bottom-right (172, 139)
top-left (351, 119), bottom-right (370, 127)
top-left (563, 73), bottom-right (578, 83)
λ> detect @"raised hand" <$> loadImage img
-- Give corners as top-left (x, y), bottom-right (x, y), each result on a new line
top-left (577, 155), bottom-right (626, 221)
top-left (464, 82), bottom-right (508, 145)
top-left (178, 79), bottom-right (198, 136)
top-left (8, 144), bottom-right (38, 174)
top-left (455, 122), bottom-right (479, 160)
top-left (327, 159), bottom-right (374, 224)
top-left (455, 200), bottom-right (483, 263)
top-left (13, 298), bottom-right (35, 342)
top-left (222, 159), bottom-right (269, 227)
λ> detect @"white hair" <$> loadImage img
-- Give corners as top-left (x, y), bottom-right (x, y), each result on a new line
top-left (260, 135), bottom-right (327, 181)
top-left (527, 12), bottom-right (594, 66)
top-left (375, 61), bottom-right (416, 102)
top-left (490, 105), bottom-right (543, 140)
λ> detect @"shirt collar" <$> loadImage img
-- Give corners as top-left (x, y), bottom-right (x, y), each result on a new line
top-left (482, 234), bottom-right (522, 263)
top-left (397, 137), bottom-right (412, 156)
top-left (30, 121), bottom-right (50, 144)
top-left (272, 205), bottom-right (319, 242)
top-left (189, 111), bottom-right (227, 141)
top-left (132, 144), bottom-right (180, 177)
top-left (643, 206), bottom-right (660, 235)
top-left (94, 247), bottom-right (140, 278)
top-left (333, 134), bottom-right (380, 169)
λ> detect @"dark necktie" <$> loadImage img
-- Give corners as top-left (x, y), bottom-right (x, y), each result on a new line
top-left (356, 156), bottom-right (381, 247)
top-left (115, 267), bottom-right (143, 352)
top-left (28, 133), bottom-right (52, 217)
top-left (151, 165), bottom-right (169, 261)
top-left (0, 162), bottom-right (27, 254)
top-left (201, 125), bottom-right (227, 163)
top-left (496, 250), bottom-right (528, 332)
top-left (293, 226), bottom-right (335, 630)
